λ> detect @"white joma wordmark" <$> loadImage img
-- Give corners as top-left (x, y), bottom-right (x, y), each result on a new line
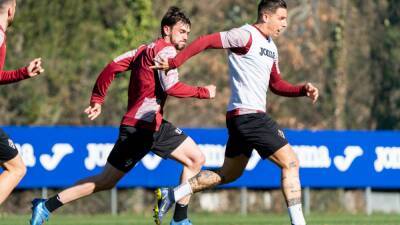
top-left (333, 146), bottom-right (364, 172)
top-left (39, 144), bottom-right (74, 171)
top-left (141, 154), bottom-right (162, 170)
top-left (84, 143), bottom-right (114, 170)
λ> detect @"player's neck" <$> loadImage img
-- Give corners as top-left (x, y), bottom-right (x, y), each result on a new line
top-left (253, 23), bottom-right (271, 39)
top-left (163, 35), bottom-right (172, 44)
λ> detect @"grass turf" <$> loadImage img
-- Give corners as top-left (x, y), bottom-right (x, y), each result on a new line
top-left (1, 213), bottom-right (400, 225)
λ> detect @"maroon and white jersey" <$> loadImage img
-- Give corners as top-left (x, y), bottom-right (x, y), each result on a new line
top-left (90, 38), bottom-right (210, 131)
top-left (0, 26), bottom-right (29, 85)
top-left (167, 25), bottom-right (306, 116)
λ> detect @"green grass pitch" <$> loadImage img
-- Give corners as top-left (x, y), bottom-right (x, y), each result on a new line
top-left (1, 213), bottom-right (399, 225)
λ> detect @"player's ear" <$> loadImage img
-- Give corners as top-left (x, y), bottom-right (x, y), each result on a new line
top-left (263, 13), bottom-right (269, 23)
top-left (163, 25), bottom-right (172, 36)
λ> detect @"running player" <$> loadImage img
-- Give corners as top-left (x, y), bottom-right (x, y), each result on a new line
top-left (30, 7), bottom-right (214, 225)
top-left (152, 1), bottom-right (318, 225)
top-left (0, 0), bottom-right (44, 205)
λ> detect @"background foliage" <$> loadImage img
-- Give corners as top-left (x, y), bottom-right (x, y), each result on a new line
top-left (0, 0), bottom-right (399, 129)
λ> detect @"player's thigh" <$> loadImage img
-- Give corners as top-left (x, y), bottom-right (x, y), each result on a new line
top-left (76, 163), bottom-right (125, 189)
top-left (0, 129), bottom-right (23, 173)
top-left (218, 155), bottom-right (249, 183)
top-left (2, 154), bottom-right (26, 176)
top-left (169, 137), bottom-right (205, 168)
top-left (107, 125), bottom-right (152, 173)
top-left (250, 114), bottom-right (289, 159)
top-left (152, 120), bottom-right (203, 166)
top-left (225, 114), bottom-right (257, 158)
top-left (96, 163), bottom-right (126, 185)
top-left (268, 144), bottom-right (299, 170)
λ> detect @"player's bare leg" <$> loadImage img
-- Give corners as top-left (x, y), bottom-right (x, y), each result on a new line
top-left (154, 154), bottom-right (249, 225)
top-left (169, 137), bottom-right (205, 204)
top-left (163, 154), bottom-right (249, 210)
top-left (57, 163), bottom-right (125, 204)
top-left (0, 155), bottom-right (26, 204)
top-left (269, 144), bottom-right (306, 225)
top-left (30, 163), bottom-right (125, 225)
top-left (189, 155), bottom-right (249, 192)
top-left (155, 137), bottom-right (205, 224)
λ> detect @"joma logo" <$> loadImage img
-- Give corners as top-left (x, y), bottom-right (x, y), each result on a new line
top-left (259, 47), bottom-right (275, 58)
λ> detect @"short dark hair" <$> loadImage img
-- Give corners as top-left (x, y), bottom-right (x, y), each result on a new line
top-left (258, 0), bottom-right (287, 19)
top-left (160, 6), bottom-right (191, 37)
top-left (0, 0), bottom-right (14, 7)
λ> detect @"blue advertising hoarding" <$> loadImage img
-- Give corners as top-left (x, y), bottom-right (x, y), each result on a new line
top-left (2, 126), bottom-right (400, 189)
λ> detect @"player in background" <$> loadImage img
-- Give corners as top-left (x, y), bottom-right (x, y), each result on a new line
top-left (152, 1), bottom-right (318, 225)
top-left (29, 7), bottom-right (214, 225)
top-left (0, 0), bottom-right (44, 205)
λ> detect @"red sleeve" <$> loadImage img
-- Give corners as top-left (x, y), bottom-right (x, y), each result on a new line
top-left (165, 82), bottom-right (210, 99)
top-left (0, 67), bottom-right (30, 85)
top-left (269, 62), bottom-right (307, 97)
top-left (0, 28), bottom-right (30, 84)
top-left (90, 46), bottom-right (145, 104)
top-left (169, 32), bottom-right (223, 69)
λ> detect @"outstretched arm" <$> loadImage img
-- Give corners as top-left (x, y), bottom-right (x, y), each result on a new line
top-left (151, 27), bottom-right (252, 70)
top-left (157, 66), bottom-right (214, 99)
top-left (269, 61), bottom-right (319, 103)
top-left (90, 46), bottom-right (145, 105)
top-left (155, 46), bottom-right (215, 99)
top-left (168, 33), bottom-right (223, 68)
top-left (86, 46), bottom-right (145, 120)
top-left (166, 82), bottom-right (215, 99)
top-left (269, 62), bottom-right (307, 97)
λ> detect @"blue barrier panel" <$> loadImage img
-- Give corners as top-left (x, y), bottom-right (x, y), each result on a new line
top-left (1, 126), bottom-right (400, 189)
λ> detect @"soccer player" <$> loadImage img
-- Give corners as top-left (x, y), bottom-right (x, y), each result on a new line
top-left (29, 7), bottom-right (214, 225)
top-left (0, 0), bottom-right (44, 205)
top-left (152, 1), bottom-right (318, 225)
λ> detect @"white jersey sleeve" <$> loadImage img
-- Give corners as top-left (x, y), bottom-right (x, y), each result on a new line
top-left (220, 28), bottom-right (251, 49)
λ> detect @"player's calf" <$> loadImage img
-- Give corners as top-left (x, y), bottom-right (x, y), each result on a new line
top-left (269, 145), bottom-right (306, 225)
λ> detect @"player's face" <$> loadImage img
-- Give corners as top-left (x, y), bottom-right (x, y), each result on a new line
top-left (263, 8), bottom-right (288, 37)
top-left (169, 21), bottom-right (191, 50)
top-left (7, 0), bottom-right (16, 27)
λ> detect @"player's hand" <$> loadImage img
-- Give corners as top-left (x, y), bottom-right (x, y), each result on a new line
top-left (205, 85), bottom-right (216, 99)
top-left (304, 82), bottom-right (319, 104)
top-left (27, 58), bottom-right (45, 77)
top-left (149, 57), bottom-right (170, 71)
top-left (84, 103), bottom-right (102, 120)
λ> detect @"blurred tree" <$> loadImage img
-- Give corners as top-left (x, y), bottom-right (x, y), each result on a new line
top-left (370, 0), bottom-right (400, 129)
top-left (0, 0), bottom-right (398, 130)
top-left (1, 0), bottom-right (157, 125)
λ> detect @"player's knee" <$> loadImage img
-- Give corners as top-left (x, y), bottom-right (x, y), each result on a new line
top-left (93, 175), bottom-right (118, 191)
top-left (215, 169), bottom-right (237, 184)
top-left (7, 161), bottom-right (27, 179)
top-left (96, 179), bottom-right (116, 191)
top-left (185, 153), bottom-right (205, 171)
top-left (193, 153), bottom-right (205, 169)
top-left (14, 164), bottom-right (27, 179)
